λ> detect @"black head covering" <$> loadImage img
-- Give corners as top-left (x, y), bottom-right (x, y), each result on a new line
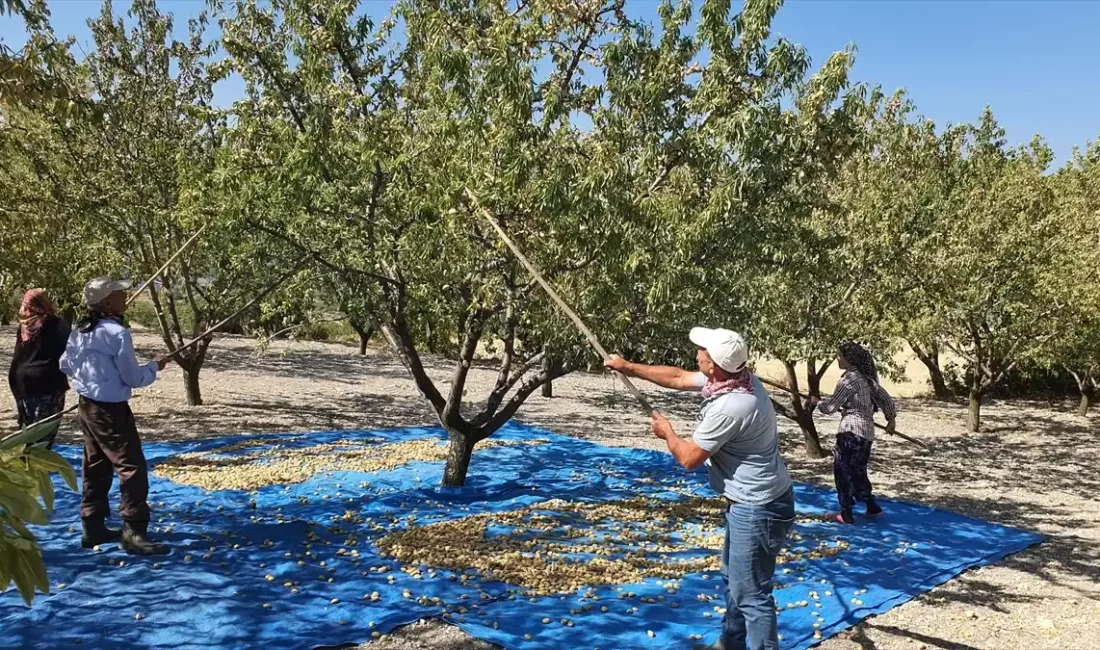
top-left (840, 342), bottom-right (884, 411)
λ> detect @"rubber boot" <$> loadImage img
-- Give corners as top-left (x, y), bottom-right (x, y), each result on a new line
top-left (81, 517), bottom-right (122, 549)
top-left (120, 520), bottom-right (168, 556)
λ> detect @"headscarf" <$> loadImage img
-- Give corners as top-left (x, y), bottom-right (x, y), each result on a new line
top-left (840, 341), bottom-right (883, 410)
top-left (701, 367), bottom-right (754, 399)
top-left (77, 309), bottom-right (121, 334)
top-left (18, 289), bottom-right (56, 343)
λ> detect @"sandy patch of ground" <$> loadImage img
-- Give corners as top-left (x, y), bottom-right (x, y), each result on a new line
top-left (2, 328), bottom-right (1097, 650)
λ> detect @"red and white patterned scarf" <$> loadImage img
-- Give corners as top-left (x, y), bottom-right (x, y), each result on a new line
top-left (18, 289), bottom-right (56, 343)
top-left (701, 368), bottom-right (754, 399)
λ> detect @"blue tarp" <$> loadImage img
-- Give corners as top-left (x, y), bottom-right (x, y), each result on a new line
top-left (0, 423), bottom-right (1042, 649)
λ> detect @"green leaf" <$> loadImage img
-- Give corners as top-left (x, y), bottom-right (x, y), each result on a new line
top-left (18, 545), bottom-right (48, 593)
top-left (0, 537), bottom-right (11, 588)
top-left (34, 471), bottom-right (54, 513)
top-left (0, 484), bottom-right (49, 526)
top-left (1, 513), bottom-right (36, 541)
top-left (25, 448), bottom-right (77, 492)
top-left (0, 418), bottom-right (61, 451)
top-left (7, 544), bottom-right (34, 605)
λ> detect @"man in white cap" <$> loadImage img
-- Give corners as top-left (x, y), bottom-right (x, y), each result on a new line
top-left (59, 277), bottom-right (170, 555)
top-left (606, 327), bottom-right (794, 650)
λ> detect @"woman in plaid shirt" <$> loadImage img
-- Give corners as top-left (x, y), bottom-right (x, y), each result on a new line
top-left (809, 343), bottom-right (897, 524)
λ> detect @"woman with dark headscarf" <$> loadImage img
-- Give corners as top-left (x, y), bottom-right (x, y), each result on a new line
top-left (808, 342), bottom-right (897, 524)
top-left (8, 289), bottom-right (71, 448)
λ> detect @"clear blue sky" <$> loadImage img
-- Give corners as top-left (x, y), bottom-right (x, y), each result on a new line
top-left (3, 0), bottom-right (1098, 166)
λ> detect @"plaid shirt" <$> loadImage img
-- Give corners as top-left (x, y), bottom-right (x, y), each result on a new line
top-left (816, 370), bottom-right (897, 441)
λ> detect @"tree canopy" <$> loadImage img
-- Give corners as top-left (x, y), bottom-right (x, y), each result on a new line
top-left (1, 0), bottom-right (1098, 489)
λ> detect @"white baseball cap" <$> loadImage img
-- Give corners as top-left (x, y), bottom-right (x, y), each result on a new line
top-left (83, 277), bottom-right (132, 307)
top-left (689, 327), bottom-right (749, 373)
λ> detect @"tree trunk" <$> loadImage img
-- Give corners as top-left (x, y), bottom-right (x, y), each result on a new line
top-left (183, 363), bottom-right (203, 406)
top-left (441, 429), bottom-right (476, 487)
top-left (798, 409), bottom-right (827, 458)
top-left (911, 342), bottom-right (951, 401)
top-left (178, 339), bottom-right (211, 407)
top-left (967, 386), bottom-right (982, 433)
top-left (184, 367), bottom-right (203, 406)
top-left (1068, 369), bottom-right (1091, 417)
top-left (807, 358), bottom-right (832, 399)
top-left (541, 355), bottom-right (553, 398)
top-left (780, 360), bottom-right (827, 459)
top-left (349, 319), bottom-right (373, 356)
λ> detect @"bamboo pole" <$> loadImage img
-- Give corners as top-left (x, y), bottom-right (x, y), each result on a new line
top-left (467, 190), bottom-right (929, 450)
top-left (127, 223), bottom-right (209, 306)
top-left (467, 190), bottom-right (654, 416)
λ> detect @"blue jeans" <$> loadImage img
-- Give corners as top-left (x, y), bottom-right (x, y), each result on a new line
top-left (719, 487), bottom-right (796, 650)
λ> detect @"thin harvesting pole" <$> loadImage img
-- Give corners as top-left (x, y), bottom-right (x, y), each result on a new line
top-left (467, 190), bottom-right (654, 416)
top-left (127, 222), bottom-right (209, 306)
top-left (161, 256), bottom-right (310, 361)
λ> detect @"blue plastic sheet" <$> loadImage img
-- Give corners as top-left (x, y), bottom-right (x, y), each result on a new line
top-left (0, 423), bottom-right (1042, 650)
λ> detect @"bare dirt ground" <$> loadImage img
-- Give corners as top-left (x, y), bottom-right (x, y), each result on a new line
top-left (3, 327), bottom-right (1098, 650)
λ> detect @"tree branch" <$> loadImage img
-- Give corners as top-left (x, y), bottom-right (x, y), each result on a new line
top-left (770, 396), bottom-right (796, 422)
top-left (473, 350), bottom-right (547, 428)
top-left (245, 218), bottom-right (400, 287)
top-left (441, 305), bottom-right (488, 426)
top-left (378, 319), bottom-right (446, 415)
top-left (493, 299), bottom-right (517, 393)
top-left (479, 360), bottom-right (575, 438)
top-left (823, 280), bottom-right (859, 314)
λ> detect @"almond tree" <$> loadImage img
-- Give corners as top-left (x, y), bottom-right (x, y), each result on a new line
top-left (834, 92), bottom-right (970, 401)
top-left (930, 112), bottom-right (1061, 432)
top-left (1041, 141), bottom-right (1100, 416)
top-left (615, 0), bottom-right (872, 457)
top-left (5, 0), bottom-right (300, 405)
top-left (216, 0), bottom-right (867, 478)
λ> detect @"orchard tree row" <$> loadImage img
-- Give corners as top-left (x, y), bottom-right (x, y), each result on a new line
top-left (1, 0), bottom-right (1098, 483)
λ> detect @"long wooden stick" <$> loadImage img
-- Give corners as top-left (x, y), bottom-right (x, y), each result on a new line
top-left (467, 190), bottom-right (654, 416)
top-left (755, 374), bottom-right (931, 450)
top-left (161, 257), bottom-right (309, 361)
top-left (127, 223), bottom-right (209, 306)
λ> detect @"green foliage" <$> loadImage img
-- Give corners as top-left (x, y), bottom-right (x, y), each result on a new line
top-left (1, 0), bottom-right (1098, 464)
top-left (3, 0), bottom-right (304, 405)
top-left (0, 440), bottom-right (77, 605)
top-left (209, 0), bottom-right (878, 472)
top-left (126, 298), bottom-right (195, 333)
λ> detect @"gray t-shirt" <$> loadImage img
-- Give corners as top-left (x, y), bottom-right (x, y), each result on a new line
top-left (692, 375), bottom-right (792, 505)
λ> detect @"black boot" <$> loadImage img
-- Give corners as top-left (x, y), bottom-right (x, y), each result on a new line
top-left (81, 517), bottom-right (122, 549)
top-left (865, 497), bottom-right (884, 518)
top-left (120, 520), bottom-right (168, 556)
